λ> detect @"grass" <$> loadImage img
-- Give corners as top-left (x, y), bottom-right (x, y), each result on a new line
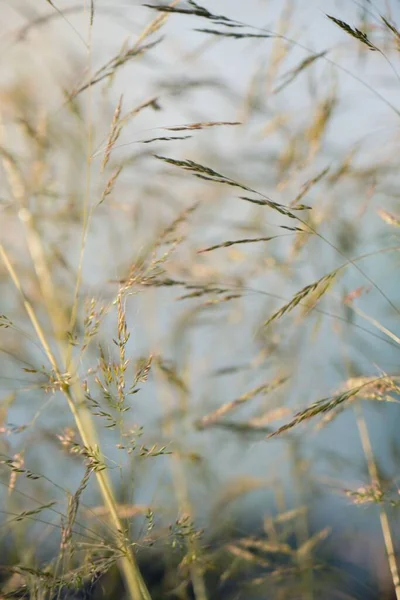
top-left (0, 0), bottom-right (399, 598)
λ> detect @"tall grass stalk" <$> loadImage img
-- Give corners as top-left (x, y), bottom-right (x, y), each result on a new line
top-left (0, 4), bottom-right (152, 593)
top-left (355, 405), bottom-right (400, 600)
top-left (0, 243), bottom-right (152, 600)
top-left (1, 1), bottom-right (400, 598)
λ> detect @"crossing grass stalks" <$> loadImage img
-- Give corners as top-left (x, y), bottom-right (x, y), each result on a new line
top-left (0, 1), bottom-right (399, 599)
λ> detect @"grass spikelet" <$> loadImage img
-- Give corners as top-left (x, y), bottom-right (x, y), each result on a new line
top-left (197, 235), bottom-right (284, 254)
top-left (163, 120), bottom-right (241, 131)
top-left (264, 269), bottom-right (339, 327)
top-left (141, 135), bottom-right (192, 144)
top-left (155, 155), bottom-right (311, 225)
top-left (99, 166), bottom-right (123, 205)
top-left (154, 154), bottom-right (229, 179)
top-left (377, 208), bottom-right (400, 227)
top-left (381, 16), bottom-right (400, 50)
top-left (135, 0), bottom-right (180, 48)
top-left (0, 314), bottom-right (13, 328)
top-left (144, 1), bottom-right (234, 24)
top-left (155, 356), bottom-right (189, 394)
top-left (85, 503), bottom-right (151, 519)
top-left (226, 543), bottom-right (271, 567)
top-left (158, 200), bottom-right (200, 244)
top-left (196, 377), bottom-right (288, 430)
top-left (327, 15), bottom-right (378, 51)
top-left (8, 452), bottom-right (24, 494)
top-left (69, 38), bottom-right (162, 101)
top-left (178, 283), bottom-right (237, 301)
top-left (247, 407), bottom-right (292, 428)
top-left (239, 538), bottom-right (292, 556)
top-left (239, 196), bottom-right (305, 218)
top-left (102, 95), bottom-right (123, 172)
top-left (291, 166), bottom-right (329, 207)
top-left (200, 292), bottom-right (242, 307)
top-left (12, 501), bottom-right (57, 524)
top-left (269, 378), bottom-right (385, 438)
top-left (3, 2), bottom-right (400, 598)
top-left (316, 375), bottom-right (400, 431)
top-left (61, 465), bottom-right (93, 552)
top-left (274, 51), bottom-right (328, 94)
top-left (341, 375), bottom-right (400, 401)
top-left (211, 477), bottom-right (272, 520)
top-left (265, 0), bottom-right (293, 93)
top-left (194, 28), bottom-right (272, 40)
top-left (296, 527), bottom-right (331, 558)
top-left (120, 97), bottom-right (161, 126)
top-left (306, 93), bottom-right (337, 157)
top-left (1, 459), bottom-right (41, 481)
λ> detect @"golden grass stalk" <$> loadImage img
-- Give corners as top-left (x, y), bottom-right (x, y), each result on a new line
top-left (355, 405), bottom-right (400, 600)
top-left (0, 243), bottom-right (152, 600)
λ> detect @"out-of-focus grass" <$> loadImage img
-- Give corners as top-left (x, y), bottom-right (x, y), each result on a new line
top-left (0, 1), bottom-right (399, 599)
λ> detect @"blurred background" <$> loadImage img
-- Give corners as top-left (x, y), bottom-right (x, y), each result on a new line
top-left (0, 1), bottom-right (399, 598)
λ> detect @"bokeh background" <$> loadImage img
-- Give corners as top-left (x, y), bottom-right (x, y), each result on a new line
top-left (0, 1), bottom-right (399, 598)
